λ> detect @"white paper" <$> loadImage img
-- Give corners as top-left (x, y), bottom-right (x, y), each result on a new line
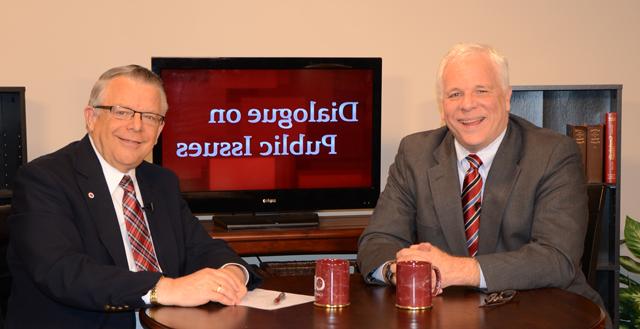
top-left (238, 288), bottom-right (314, 310)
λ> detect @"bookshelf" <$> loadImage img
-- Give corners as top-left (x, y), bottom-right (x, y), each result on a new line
top-left (0, 87), bottom-right (26, 320)
top-left (0, 87), bottom-right (27, 194)
top-left (511, 85), bottom-right (622, 327)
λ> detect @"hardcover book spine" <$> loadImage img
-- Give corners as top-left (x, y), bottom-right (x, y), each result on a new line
top-left (566, 124), bottom-right (588, 175)
top-left (604, 112), bottom-right (617, 184)
top-left (586, 124), bottom-right (604, 183)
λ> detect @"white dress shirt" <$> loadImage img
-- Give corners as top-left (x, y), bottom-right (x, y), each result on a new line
top-left (88, 137), bottom-right (159, 328)
top-left (454, 129), bottom-right (506, 288)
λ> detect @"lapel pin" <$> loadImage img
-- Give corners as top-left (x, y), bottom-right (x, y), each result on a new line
top-left (88, 192), bottom-right (95, 199)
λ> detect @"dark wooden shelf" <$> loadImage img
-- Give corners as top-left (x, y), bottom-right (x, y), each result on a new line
top-left (596, 265), bottom-right (619, 271)
top-left (203, 215), bottom-right (369, 256)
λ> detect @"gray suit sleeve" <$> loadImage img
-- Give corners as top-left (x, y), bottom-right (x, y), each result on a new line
top-left (357, 138), bottom-right (418, 279)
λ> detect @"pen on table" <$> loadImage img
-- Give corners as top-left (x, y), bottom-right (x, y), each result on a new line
top-left (273, 291), bottom-right (286, 304)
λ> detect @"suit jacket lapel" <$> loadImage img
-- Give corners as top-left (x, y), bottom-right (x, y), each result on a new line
top-left (479, 122), bottom-right (522, 254)
top-left (136, 164), bottom-right (178, 277)
top-left (427, 132), bottom-right (468, 255)
top-left (73, 136), bottom-right (129, 268)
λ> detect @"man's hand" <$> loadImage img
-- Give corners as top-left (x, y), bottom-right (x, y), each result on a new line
top-left (154, 267), bottom-right (248, 307)
top-left (395, 243), bottom-right (480, 289)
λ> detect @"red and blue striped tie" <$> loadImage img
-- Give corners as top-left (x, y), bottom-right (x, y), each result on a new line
top-left (120, 175), bottom-right (161, 272)
top-left (462, 154), bottom-right (483, 257)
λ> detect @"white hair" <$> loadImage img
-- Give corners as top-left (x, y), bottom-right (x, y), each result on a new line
top-left (435, 43), bottom-right (510, 104)
top-left (88, 64), bottom-right (168, 114)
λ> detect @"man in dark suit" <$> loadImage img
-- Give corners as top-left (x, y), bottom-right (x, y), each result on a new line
top-left (6, 65), bottom-right (260, 328)
top-left (357, 44), bottom-right (606, 318)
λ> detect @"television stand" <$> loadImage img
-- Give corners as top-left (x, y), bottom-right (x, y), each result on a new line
top-left (212, 212), bottom-right (319, 230)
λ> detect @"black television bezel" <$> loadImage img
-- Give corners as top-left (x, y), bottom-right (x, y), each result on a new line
top-left (0, 87), bottom-right (27, 203)
top-left (151, 57), bottom-right (382, 214)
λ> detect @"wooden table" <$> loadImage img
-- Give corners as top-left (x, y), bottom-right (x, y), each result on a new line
top-left (140, 275), bottom-right (605, 329)
top-left (202, 215), bottom-right (369, 256)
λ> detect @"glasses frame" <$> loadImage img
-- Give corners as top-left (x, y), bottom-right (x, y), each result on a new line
top-left (480, 289), bottom-right (517, 308)
top-left (93, 105), bottom-right (165, 126)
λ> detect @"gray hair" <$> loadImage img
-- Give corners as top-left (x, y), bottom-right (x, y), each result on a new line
top-left (435, 43), bottom-right (509, 103)
top-left (88, 64), bottom-right (168, 114)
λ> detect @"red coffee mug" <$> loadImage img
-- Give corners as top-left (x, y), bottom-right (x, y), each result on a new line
top-left (314, 258), bottom-right (350, 307)
top-left (395, 260), bottom-right (441, 310)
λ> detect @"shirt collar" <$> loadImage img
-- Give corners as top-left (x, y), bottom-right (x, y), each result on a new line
top-left (454, 128), bottom-right (507, 170)
top-left (88, 135), bottom-right (137, 194)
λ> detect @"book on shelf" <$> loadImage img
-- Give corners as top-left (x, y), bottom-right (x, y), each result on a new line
top-left (604, 112), bottom-right (617, 184)
top-left (586, 124), bottom-right (604, 184)
top-left (566, 124), bottom-right (588, 172)
top-left (566, 123), bottom-right (605, 184)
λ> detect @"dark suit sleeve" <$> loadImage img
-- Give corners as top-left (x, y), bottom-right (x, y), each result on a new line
top-left (9, 164), bottom-right (161, 311)
top-left (477, 137), bottom-right (588, 291)
top-left (173, 189), bottom-right (262, 289)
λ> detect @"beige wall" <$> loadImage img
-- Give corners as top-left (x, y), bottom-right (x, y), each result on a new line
top-left (2, 0), bottom-right (639, 221)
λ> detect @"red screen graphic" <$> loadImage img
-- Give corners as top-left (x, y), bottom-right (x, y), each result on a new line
top-left (160, 69), bottom-right (374, 192)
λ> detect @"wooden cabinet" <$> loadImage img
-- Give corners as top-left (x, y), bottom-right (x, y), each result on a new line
top-left (511, 85), bottom-right (621, 327)
top-left (205, 215), bottom-right (368, 256)
top-left (204, 215), bottom-right (368, 276)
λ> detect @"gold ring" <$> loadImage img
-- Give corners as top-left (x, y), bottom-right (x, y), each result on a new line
top-left (216, 285), bottom-right (223, 293)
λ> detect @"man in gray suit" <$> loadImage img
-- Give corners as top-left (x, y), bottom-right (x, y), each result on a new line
top-left (357, 43), bottom-right (606, 318)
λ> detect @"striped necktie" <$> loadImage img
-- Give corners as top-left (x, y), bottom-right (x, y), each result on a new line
top-left (120, 175), bottom-right (161, 272)
top-left (462, 154), bottom-right (483, 257)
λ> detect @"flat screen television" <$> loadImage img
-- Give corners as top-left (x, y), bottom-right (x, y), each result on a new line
top-left (152, 57), bottom-right (381, 228)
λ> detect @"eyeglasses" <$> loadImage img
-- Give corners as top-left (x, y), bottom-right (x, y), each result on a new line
top-left (480, 290), bottom-right (517, 307)
top-left (93, 105), bottom-right (165, 126)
